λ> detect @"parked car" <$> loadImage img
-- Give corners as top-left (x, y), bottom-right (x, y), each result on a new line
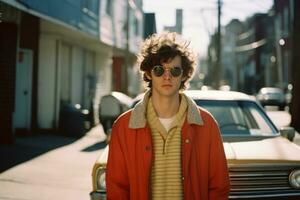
top-left (256, 87), bottom-right (286, 110)
top-left (99, 91), bottom-right (133, 134)
top-left (91, 90), bottom-right (300, 200)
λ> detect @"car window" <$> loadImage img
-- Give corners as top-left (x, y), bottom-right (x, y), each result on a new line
top-left (194, 100), bottom-right (277, 136)
top-left (248, 107), bottom-right (275, 135)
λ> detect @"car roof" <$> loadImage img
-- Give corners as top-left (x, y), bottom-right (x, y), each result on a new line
top-left (184, 90), bottom-right (254, 101)
top-left (260, 87), bottom-right (283, 92)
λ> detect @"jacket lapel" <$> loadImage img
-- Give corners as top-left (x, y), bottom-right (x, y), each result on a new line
top-left (129, 91), bottom-right (204, 129)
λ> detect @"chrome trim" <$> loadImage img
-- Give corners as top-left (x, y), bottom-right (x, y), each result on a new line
top-left (229, 163), bottom-right (300, 168)
top-left (289, 169), bottom-right (300, 189)
top-left (95, 166), bottom-right (106, 192)
top-left (230, 191), bottom-right (300, 199)
top-left (229, 164), bottom-right (300, 198)
top-left (90, 191), bottom-right (106, 200)
top-left (230, 172), bottom-right (288, 177)
top-left (231, 186), bottom-right (290, 192)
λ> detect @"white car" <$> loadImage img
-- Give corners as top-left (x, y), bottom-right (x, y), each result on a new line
top-left (91, 90), bottom-right (300, 200)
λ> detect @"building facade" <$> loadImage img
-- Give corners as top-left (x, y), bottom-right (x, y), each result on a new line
top-left (0, 0), bottom-right (144, 144)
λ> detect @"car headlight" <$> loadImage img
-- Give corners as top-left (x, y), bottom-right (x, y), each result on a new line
top-left (96, 168), bottom-right (106, 191)
top-left (289, 169), bottom-right (300, 189)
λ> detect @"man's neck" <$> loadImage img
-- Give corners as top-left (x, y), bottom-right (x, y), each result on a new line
top-left (151, 92), bottom-right (180, 118)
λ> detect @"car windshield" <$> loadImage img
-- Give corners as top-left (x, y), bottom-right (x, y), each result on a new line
top-left (194, 100), bottom-right (278, 136)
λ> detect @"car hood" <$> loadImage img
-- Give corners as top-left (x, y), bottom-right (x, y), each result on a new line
top-left (224, 136), bottom-right (300, 163)
top-left (97, 137), bottom-right (300, 165)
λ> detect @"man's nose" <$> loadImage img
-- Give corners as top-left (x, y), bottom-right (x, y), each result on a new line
top-left (162, 69), bottom-right (172, 79)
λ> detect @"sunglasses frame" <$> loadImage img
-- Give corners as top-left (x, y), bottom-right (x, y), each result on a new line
top-left (152, 65), bottom-right (183, 77)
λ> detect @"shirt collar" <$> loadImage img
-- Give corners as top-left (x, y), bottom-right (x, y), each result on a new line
top-left (129, 90), bottom-right (204, 129)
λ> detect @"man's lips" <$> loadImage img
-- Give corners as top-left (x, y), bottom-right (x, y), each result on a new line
top-left (162, 84), bottom-right (172, 87)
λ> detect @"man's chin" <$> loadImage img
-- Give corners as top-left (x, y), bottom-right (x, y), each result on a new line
top-left (158, 89), bottom-right (179, 97)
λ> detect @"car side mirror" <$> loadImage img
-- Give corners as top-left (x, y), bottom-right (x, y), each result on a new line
top-left (99, 92), bottom-right (133, 134)
top-left (280, 127), bottom-right (295, 141)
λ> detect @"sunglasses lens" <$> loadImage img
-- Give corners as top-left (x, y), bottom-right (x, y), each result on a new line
top-left (170, 67), bottom-right (183, 77)
top-left (152, 66), bottom-right (183, 77)
top-left (153, 66), bottom-right (164, 77)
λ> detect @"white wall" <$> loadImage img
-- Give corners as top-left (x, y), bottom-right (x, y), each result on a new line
top-left (38, 36), bottom-right (57, 129)
top-left (93, 52), bottom-right (112, 124)
top-left (95, 52), bottom-right (112, 98)
top-left (60, 43), bottom-right (71, 103)
top-left (113, 0), bottom-right (127, 49)
top-left (36, 3), bottom-right (146, 129)
top-left (38, 19), bottom-right (115, 129)
top-left (71, 46), bottom-right (84, 105)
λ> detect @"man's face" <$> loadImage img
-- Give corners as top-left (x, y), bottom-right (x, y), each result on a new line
top-left (149, 55), bottom-right (185, 98)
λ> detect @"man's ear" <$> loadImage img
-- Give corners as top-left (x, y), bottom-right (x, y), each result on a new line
top-left (145, 72), bottom-right (152, 80)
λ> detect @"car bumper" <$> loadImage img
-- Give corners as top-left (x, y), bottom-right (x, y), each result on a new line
top-left (90, 191), bottom-right (106, 200)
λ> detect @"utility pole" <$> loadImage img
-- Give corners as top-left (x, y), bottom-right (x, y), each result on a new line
top-left (215, 0), bottom-right (222, 88)
top-left (122, 0), bottom-right (130, 94)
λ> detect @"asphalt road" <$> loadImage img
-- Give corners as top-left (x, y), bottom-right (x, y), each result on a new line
top-left (0, 125), bottom-right (107, 200)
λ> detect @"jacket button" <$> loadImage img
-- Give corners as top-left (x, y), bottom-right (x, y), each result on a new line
top-left (182, 176), bottom-right (185, 180)
top-left (185, 139), bottom-right (190, 144)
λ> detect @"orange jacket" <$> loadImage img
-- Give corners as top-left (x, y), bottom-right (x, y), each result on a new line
top-left (106, 94), bottom-right (230, 200)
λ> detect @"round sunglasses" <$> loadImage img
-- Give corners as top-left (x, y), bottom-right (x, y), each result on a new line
top-left (152, 65), bottom-right (183, 77)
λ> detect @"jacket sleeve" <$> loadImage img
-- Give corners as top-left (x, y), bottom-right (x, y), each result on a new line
top-left (208, 118), bottom-right (230, 200)
top-left (106, 122), bottom-right (130, 200)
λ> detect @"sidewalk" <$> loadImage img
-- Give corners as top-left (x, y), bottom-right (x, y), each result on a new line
top-left (0, 125), bottom-right (107, 200)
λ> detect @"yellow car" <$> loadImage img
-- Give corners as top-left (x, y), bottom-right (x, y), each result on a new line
top-left (90, 90), bottom-right (300, 200)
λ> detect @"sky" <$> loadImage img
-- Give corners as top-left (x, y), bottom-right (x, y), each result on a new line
top-left (143, 0), bottom-right (273, 58)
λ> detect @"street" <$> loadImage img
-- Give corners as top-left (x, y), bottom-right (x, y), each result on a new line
top-left (0, 110), bottom-right (299, 200)
top-left (0, 126), bottom-right (107, 200)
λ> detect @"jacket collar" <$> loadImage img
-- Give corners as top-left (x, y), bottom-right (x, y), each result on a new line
top-left (129, 90), bottom-right (204, 129)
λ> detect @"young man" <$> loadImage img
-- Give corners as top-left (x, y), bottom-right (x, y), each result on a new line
top-left (106, 32), bottom-right (230, 200)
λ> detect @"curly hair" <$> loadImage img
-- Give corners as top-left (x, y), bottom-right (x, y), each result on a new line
top-left (137, 32), bottom-right (197, 90)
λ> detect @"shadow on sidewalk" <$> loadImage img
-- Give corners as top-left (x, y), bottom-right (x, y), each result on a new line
top-left (0, 133), bottom-right (79, 173)
top-left (81, 141), bottom-right (107, 152)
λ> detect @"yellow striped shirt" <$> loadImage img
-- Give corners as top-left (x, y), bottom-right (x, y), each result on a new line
top-left (147, 96), bottom-right (187, 200)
